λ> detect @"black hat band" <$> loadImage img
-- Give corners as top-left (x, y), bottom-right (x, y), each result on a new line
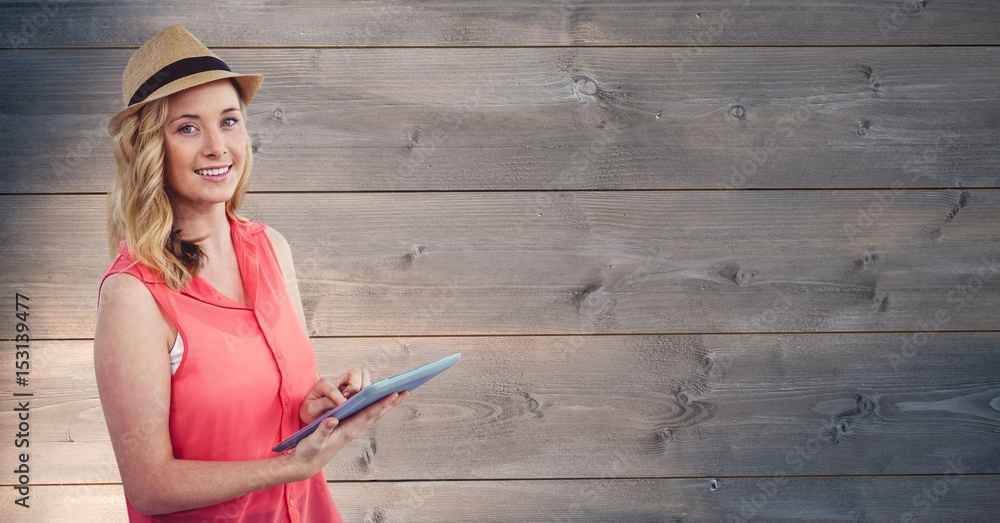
top-left (129, 55), bottom-right (232, 106)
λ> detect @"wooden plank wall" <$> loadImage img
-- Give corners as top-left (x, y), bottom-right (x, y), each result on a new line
top-left (2, 1), bottom-right (1000, 521)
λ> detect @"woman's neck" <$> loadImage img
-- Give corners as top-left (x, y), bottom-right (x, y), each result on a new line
top-left (171, 204), bottom-right (231, 252)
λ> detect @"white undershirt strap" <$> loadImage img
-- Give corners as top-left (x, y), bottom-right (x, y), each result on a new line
top-left (169, 333), bottom-right (184, 375)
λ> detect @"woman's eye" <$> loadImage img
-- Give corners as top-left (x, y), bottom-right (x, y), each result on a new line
top-left (178, 124), bottom-right (196, 134)
top-left (222, 117), bottom-right (239, 127)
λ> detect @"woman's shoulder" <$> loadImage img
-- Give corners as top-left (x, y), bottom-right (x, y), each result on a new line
top-left (231, 217), bottom-right (297, 278)
top-left (262, 225), bottom-right (296, 275)
top-left (100, 270), bottom-right (152, 302)
top-left (262, 225), bottom-right (290, 251)
top-left (95, 269), bottom-right (175, 362)
top-left (233, 216), bottom-right (291, 254)
top-left (98, 270), bottom-right (163, 324)
top-left (103, 240), bottom-right (162, 284)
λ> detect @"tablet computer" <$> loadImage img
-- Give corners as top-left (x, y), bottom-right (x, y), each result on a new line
top-left (272, 353), bottom-right (461, 452)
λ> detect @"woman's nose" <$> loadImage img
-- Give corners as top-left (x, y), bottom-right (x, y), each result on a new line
top-left (202, 127), bottom-right (226, 157)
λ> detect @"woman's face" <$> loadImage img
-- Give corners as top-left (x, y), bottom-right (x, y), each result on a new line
top-left (162, 79), bottom-right (246, 213)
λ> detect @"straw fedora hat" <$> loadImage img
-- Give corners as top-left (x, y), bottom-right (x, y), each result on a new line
top-left (108, 25), bottom-right (263, 135)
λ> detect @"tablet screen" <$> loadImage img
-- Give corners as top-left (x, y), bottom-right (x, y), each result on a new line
top-left (272, 353), bottom-right (461, 452)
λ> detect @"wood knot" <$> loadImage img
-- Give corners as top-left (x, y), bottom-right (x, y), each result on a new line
top-left (405, 129), bottom-right (420, 149)
top-left (946, 191), bottom-right (970, 221)
top-left (361, 439), bottom-right (377, 469)
top-left (675, 390), bottom-right (690, 405)
top-left (857, 120), bottom-right (871, 137)
top-left (572, 283), bottom-right (605, 312)
top-left (728, 104), bottom-right (747, 120)
top-left (857, 64), bottom-right (881, 93)
top-left (857, 396), bottom-right (876, 415)
top-left (367, 507), bottom-right (388, 523)
top-left (571, 74), bottom-right (599, 97)
top-left (735, 268), bottom-right (755, 286)
top-left (874, 292), bottom-right (890, 312)
top-left (405, 245), bottom-right (427, 263)
top-left (854, 252), bottom-right (879, 269)
top-left (273, 107), bottom-right (284, 119)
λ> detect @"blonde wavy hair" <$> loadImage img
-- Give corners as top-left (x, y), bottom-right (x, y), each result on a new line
top-left (107, 85), bottom-right (254, 291)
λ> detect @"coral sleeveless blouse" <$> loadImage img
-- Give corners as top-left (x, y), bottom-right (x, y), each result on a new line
top-left (101, 218), bottom-right (342, 523)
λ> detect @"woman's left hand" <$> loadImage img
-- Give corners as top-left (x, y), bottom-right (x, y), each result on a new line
top-left (300, 368), bottom-right (372, 424)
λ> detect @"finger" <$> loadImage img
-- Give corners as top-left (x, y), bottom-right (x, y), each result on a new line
top-left (340, 368), bottom-right (364, 397)
top-left (316, 377), bottom-right (349, 406)
top-left (362, 369), bottom-right (371, 389)
top-left (318, 417), bottom-right (339, 439)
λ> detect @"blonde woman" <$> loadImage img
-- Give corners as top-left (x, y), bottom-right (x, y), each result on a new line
top-left (94, 25), bottom-right (405, 522)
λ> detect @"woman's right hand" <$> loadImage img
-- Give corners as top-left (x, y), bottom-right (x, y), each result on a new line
top-left (288, 390), bottom-right (408, 478)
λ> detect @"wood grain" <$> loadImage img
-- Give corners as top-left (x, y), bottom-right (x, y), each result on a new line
top-left (1, 1), bottom-right (998, 47)
top-left (1, 2), bottom-right (998, 520)
top-left (2, 335), bottom-right (997, 485)
top-left (3, 191), bottom-right (1000, 339)
top-left (3, 47), bottom-right (999, 193)
top-left (6, 476), bottom-right (1000, 522)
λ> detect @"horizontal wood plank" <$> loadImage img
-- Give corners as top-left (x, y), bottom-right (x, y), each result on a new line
top-left (6, 476), bottom-right (1000, 522)
top-left (2, 47), bottom-right (999, 193)
top-left (3, 1), bottom-right (996, 519)
top-left (2, 1), bottom-right (998, 47)
top-left (2, 334), bottom-right (997, 484)
top-left (3, 191), bottom-right (1000, 339)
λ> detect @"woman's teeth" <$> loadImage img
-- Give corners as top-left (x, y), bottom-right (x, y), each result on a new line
top-left (196, 166), bottom-right (230, 176)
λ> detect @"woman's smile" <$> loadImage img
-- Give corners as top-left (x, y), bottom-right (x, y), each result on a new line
top-left (194, 164), bottom-right (233, 179)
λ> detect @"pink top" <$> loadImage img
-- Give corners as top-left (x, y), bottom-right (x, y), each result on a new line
top-left (101, 217), bottom-right (342, 523)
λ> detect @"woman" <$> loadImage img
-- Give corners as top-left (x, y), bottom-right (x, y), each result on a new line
top-left (94, 25), bottom-right (405, 522)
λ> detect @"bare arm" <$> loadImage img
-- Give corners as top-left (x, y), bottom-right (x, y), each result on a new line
top-left (94, 272), bottom-right (401, 516)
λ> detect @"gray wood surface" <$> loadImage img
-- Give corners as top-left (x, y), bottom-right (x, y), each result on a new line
top-left (1, 1), bottom-right (998, 521)
top-left (2, 0), bottom-right (999, 47)
top-left (3, 47), bottom-right (1000, 193)
top-left (2, 335), bottom-right (997, 485)
top-left (12, 476), bottom-right (1000, 522)
top-left (3, 191), bottom-right (999, 339)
